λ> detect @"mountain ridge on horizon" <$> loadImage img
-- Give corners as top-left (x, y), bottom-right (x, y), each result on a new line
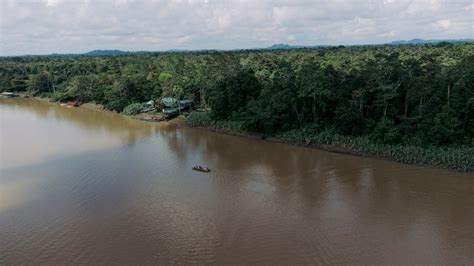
top-left (5, 38), bottom-right (473, 57)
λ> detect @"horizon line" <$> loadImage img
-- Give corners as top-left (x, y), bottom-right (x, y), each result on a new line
top-left (2, 38), bottom-right (473, 57)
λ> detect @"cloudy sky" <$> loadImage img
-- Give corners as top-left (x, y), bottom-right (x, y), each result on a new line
top-left (0, 0), bottom-right (473, 55)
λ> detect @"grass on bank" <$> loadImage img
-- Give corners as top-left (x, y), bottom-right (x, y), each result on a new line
top-left (187, 112), bottom-right (474, 172)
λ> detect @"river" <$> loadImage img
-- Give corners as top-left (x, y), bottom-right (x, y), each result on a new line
top-left (1, 98), bottom-right (473, 265)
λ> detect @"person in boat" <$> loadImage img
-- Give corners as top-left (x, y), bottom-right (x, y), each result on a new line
top-left (192, 165), bottom-right (210, 172)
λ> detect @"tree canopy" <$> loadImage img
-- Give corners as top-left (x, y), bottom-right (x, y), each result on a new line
top-left (1, 43), bottom-right (473, 149)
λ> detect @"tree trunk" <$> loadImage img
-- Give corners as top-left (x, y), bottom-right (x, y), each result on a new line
top-left (293, 104), bottom-right (302, 127)
top-left (200, 87), bottom-right (204, 108)
top-left (463, 102), bottom-right (471, 134)
top-left (419, 96), bottom-right (423, 117)
top-left (312, 93), bottom-right (316, 122)
top-left (447, 83), bottom-right (451, 107)
top-left (200, 87), bottom-right (208, 111)
top-left (403, 89), bottom-right (408, 118)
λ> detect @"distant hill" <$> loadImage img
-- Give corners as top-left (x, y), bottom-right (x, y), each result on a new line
top-left (265, 43), bottom-right (328, 50)
top-left (267, 39), bottom-right (473, 50)
top-left (4, 38), bottom-right (473, 57)
top-left (83, 50), bottom-right (130, 56)
top-left (82, 49), bottom-right (189, 56)
top-left (267, 44), bottom-right (297, 49)
top-left (390, 38), bottom-right (473, 45)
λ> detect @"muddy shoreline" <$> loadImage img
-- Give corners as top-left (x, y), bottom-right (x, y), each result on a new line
top-left (182, 123), bottom-right (394, 164)
top-left (180, 121), bottom-right (472, 173)
top-left (10, 95), bottom-right (471, 172)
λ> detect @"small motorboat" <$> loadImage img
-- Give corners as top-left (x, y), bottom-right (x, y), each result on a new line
top-left (60, 101), bottom-right (81, 108)
top-left (192, 165), bottom-right (211, 172)
top-left (138, 116), bottom-right (163, 122)
top-left (1, 92), bottom-right (18, 97)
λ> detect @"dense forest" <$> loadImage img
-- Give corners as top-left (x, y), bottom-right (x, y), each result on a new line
top-left (1, 43), bottom-right (473, 170)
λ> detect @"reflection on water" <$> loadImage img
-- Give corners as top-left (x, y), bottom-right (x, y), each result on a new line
top-left (1, 98), bottom-right (473, 264)
top-left (0, 98), bottom-right (156, 170)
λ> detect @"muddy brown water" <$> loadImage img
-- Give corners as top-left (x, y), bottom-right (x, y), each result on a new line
top-left (1, 98), bottom-right (473, 265)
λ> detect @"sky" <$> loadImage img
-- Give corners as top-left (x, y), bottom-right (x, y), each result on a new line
top-left (0, 0), bottom-right (473, 55)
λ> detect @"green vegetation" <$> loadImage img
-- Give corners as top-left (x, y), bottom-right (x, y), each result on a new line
top-left (277, 127), bottom-right (473, 172)
top-left (1, 43), bottom-right (473, 170)
top-left (187, 112), bottom-right (245, 134)
top-left (123, 102), bottom-right (147, 115)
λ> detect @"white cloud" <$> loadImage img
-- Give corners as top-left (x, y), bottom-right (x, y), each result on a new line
top-left (434, 19), bottom-right (451, 30)
top-left (45, 0), bottom-right (63, 7)
top-left (380, 31), bottom-right (396, 38)
top-left (0, 0), bottom-right (472, 55)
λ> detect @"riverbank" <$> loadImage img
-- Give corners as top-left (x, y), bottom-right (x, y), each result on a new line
top-left (7, 95), bottom-right (473, 172)
top-left (14, 93), bottom-right (158, 121)
top-left (184, 112), bottom-right (473, 172)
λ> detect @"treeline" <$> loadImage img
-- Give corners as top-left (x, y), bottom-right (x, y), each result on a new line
top-left (1, 43), bottom-right (473, 169)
